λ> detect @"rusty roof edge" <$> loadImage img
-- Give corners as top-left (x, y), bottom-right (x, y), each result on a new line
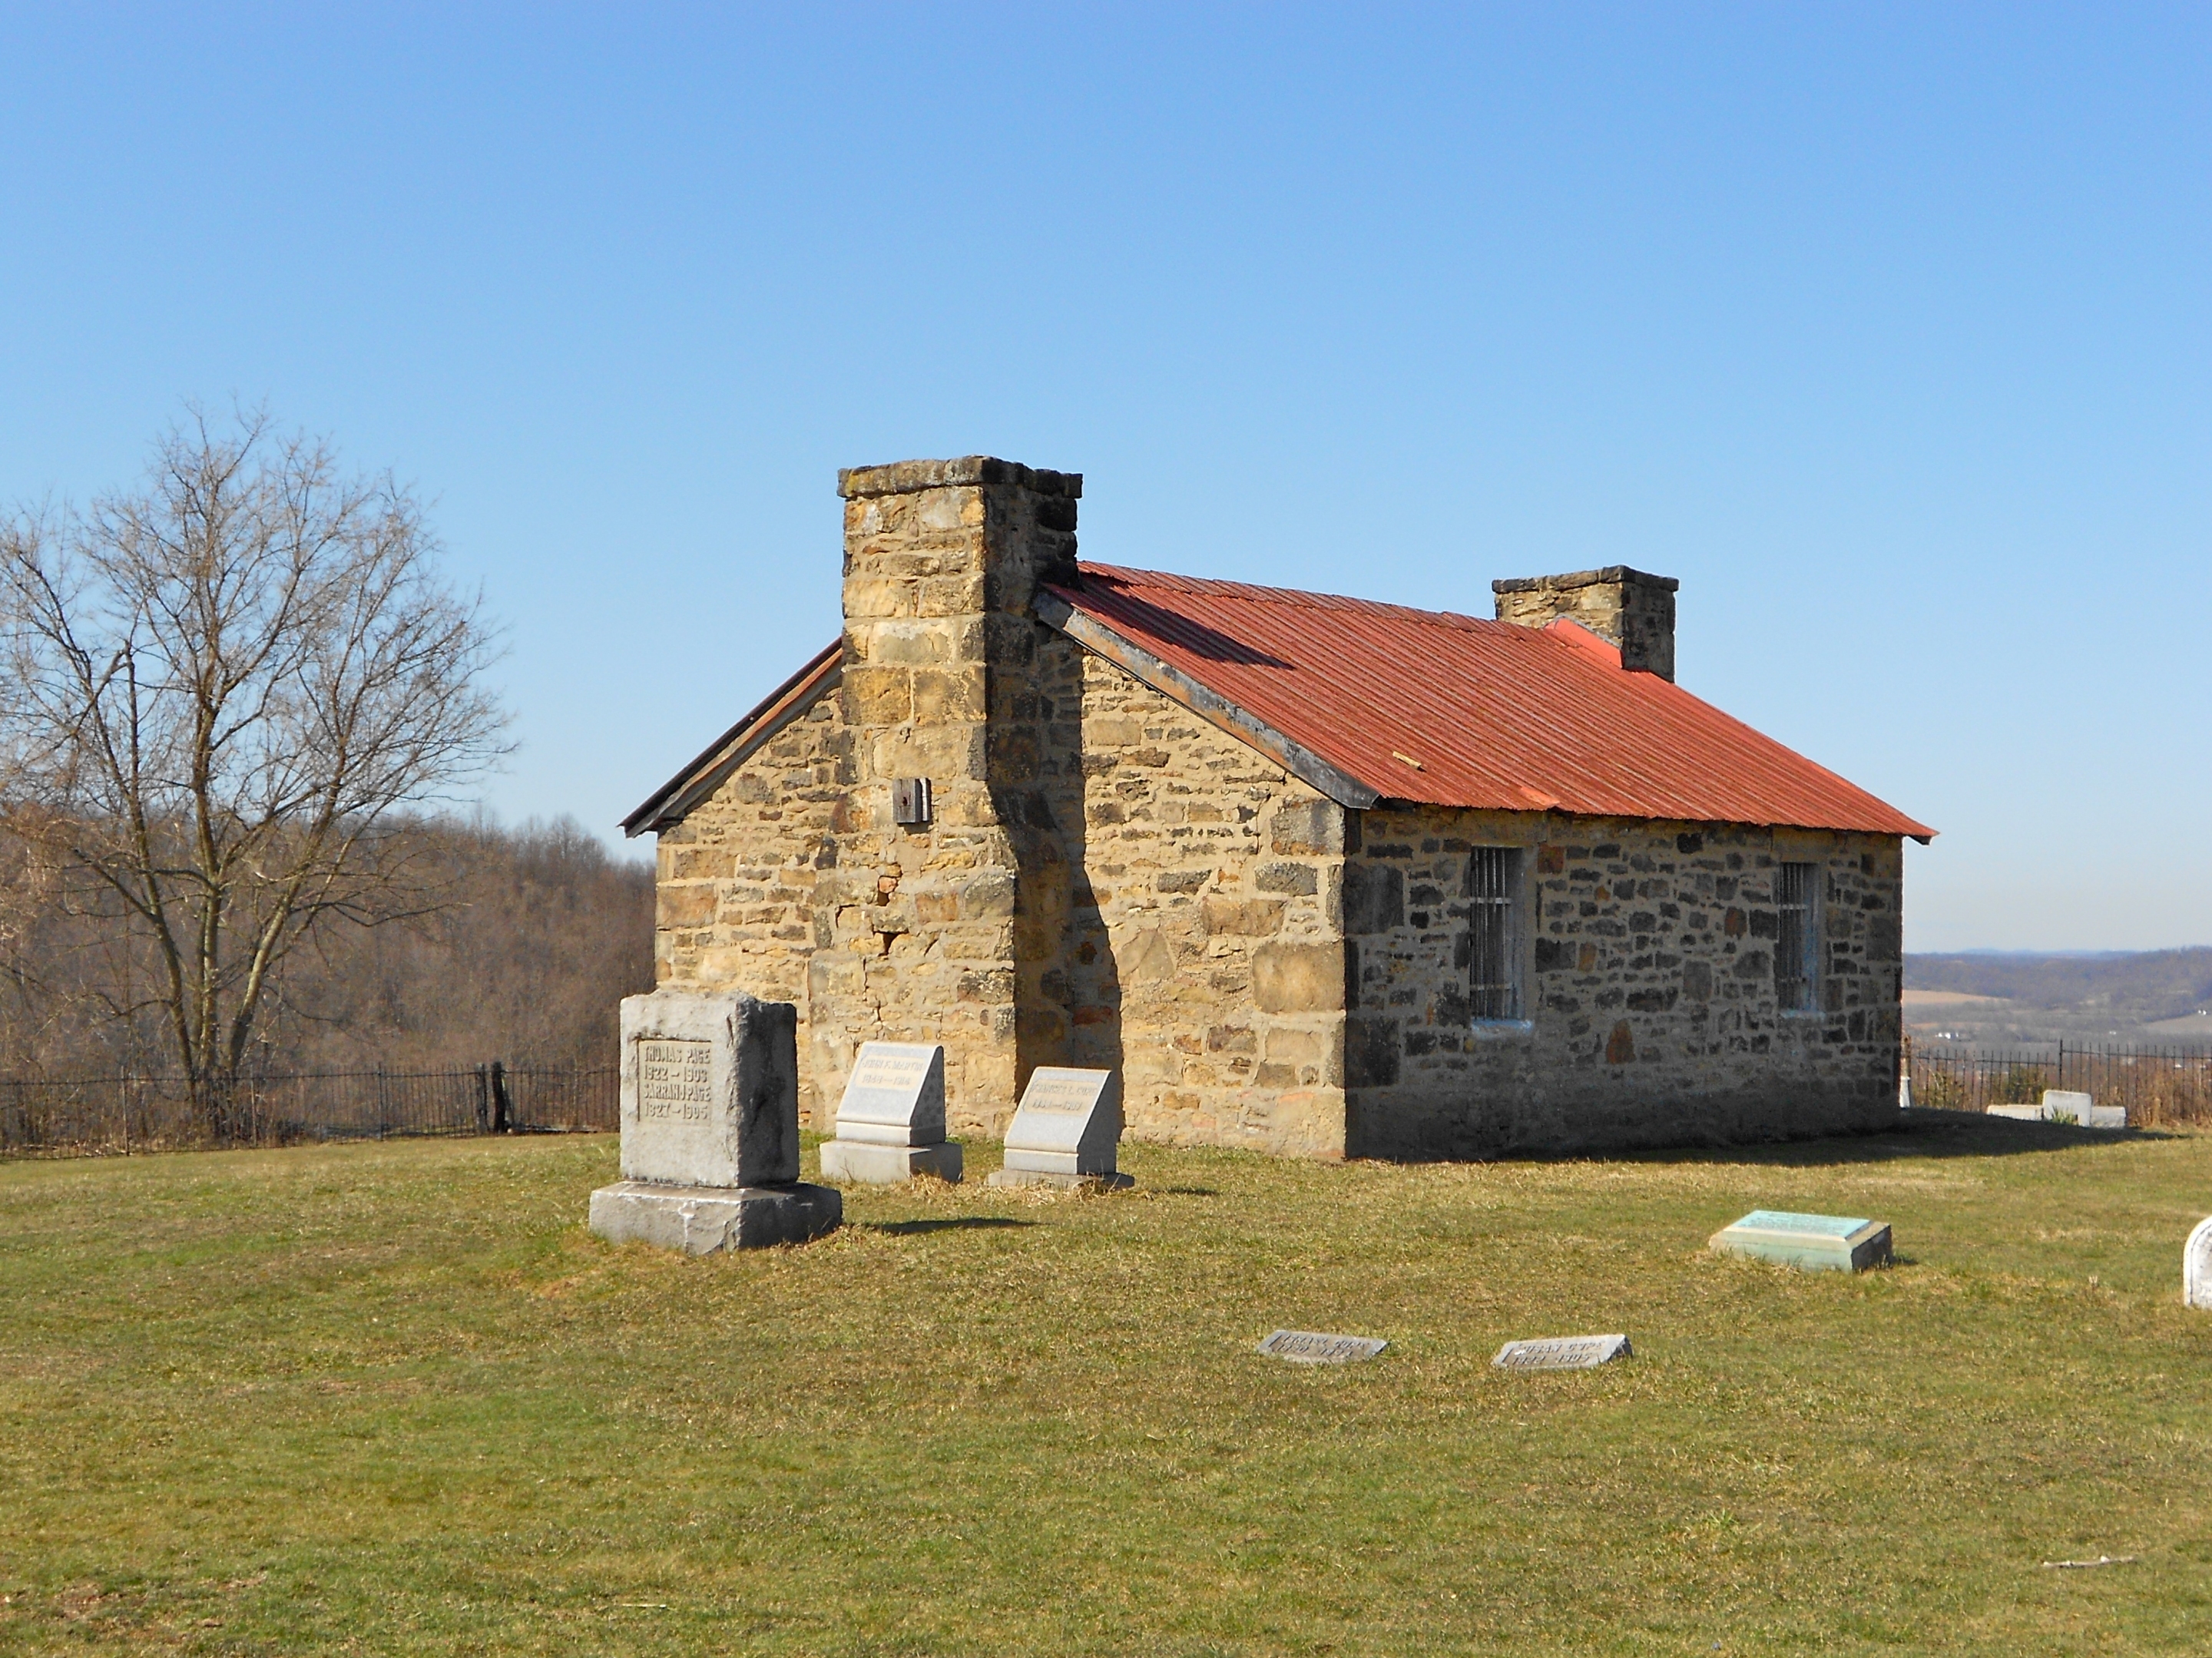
top-left (1035, 589), bottom-right (1383, 810)
top-left (621, 640), bottom-right (844, 837)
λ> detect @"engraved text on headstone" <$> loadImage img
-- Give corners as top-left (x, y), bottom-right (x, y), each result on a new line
top-left (637, 1038), bottom-right (712, 1122)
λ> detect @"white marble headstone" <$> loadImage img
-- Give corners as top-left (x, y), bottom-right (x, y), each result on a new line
top-left (2186, 1218), bottom-right (2212, 1311)
top-left (1002, 1067), bottom-right (1123, 1176)
top-left (833, 1042), bottom-right (946, 1146)
top-left (618, 988), bottom-right (799, 1189)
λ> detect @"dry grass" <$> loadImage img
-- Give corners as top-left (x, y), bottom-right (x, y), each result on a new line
top-left (4, 1117), bottom-right (2212, 1654)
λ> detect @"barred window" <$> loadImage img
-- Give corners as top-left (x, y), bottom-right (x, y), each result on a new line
top-left (1774, 862), bottom-right (1819, 1011)
top-left (1469, 847), bottom-right (1521, 1021)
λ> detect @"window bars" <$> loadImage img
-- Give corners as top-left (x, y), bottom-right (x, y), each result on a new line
top-left (1774, 861), bottom-right (1819, 1011)
top-left (1469, 846), bottom-right (1519, 1021)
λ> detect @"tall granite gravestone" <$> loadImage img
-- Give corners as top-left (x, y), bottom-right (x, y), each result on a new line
top-left (588, 988), bottom-right (841, 1253)
top-left (985, 1067), bottom-right (1131, 1190)
top-left (2186, 1217), bottom-right (2212, 1310)
top-left (1709, 1210), bottom-right (1892, 1272)
top-left (819, 1041), bottom-right (962, 1184)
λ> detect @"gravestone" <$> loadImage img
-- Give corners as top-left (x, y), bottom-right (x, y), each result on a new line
top-left (985, 1067), bottom-right (1131, 1190)
top-left (2045, 1090), bottom-right (2125, 1128)
top-left (2186, 1218), bottom-right (2212, 1310)
top-left (1988, 1091), bottom-right (2126, 1130)
top-left (1709, 1210), bottom-right (1892, 1272)
top-left (1493, 1334), bottom-right (1631, 1372)
top-left (818, 1041), bottom-right (963, 1183)
top-left (1257, 1329), bottom-right (1388, 1365)
top-left (588, 988), bottom-right (841, 1253)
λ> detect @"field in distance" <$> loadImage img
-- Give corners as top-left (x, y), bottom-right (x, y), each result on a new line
top-left (4, 1127), bottom-right (2210, 1654)
top-left (1906, 948), bottom-right (2212, 1046)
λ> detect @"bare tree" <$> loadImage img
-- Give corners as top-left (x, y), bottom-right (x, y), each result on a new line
top-left (0, 407), bottom-right (509, 1132)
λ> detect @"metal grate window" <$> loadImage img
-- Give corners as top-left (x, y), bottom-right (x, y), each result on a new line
top-left (1469, 847), bottom-right (1520, 1020)
top-left (1774, 862), bottom-right (1819, 1011)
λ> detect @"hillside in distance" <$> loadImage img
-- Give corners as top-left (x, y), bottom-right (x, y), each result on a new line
top-left (1905, 948), bottom-right (2212, 1048)
top-left (0, 817), bottom-right (654, 1077)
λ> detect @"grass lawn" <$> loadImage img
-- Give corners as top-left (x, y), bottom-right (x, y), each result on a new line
top-left (3, 1116), bottom-right (2211, 1655)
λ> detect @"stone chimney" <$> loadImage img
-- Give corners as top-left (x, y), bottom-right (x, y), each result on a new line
top-left (813, 457), bottom-right (1081, 1134)
top-left (1492, 566), bottom-right (1679, 680)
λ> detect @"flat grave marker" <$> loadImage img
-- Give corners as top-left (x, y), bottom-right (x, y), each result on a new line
top-left (1710, 1209), bottom-right (1892, 1273)
top-left (1492, 1334), bottom-right (1631, 1372)
top-left (1257, 1329), bottom-right (1389, 1365)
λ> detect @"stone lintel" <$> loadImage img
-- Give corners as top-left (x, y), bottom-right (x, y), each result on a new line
top-left (838, 456), bottom-right (1082, 501)
top-left (1492, 567), bottom-right (1678, 595)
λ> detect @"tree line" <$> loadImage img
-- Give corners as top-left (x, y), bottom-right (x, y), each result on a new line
top-left (0, 813), bottom-right (651, 1079)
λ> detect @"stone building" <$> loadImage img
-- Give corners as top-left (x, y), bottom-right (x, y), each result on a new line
top-left (624, 456), bottom-right (1933, 1160)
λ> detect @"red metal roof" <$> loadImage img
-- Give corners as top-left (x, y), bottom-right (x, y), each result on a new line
top-left (1047, 563), bottom-right (1933, 839)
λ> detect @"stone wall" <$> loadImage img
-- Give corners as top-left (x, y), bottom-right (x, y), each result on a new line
top-left (1343, 808), bottom-right (1903, 1157)
top-left (1055, 651), bottom-right (1348, 1157)
top-left (651, 687), bottom-right (845, 1119)
top-left (647, 613), bottom-right (1354, 1153)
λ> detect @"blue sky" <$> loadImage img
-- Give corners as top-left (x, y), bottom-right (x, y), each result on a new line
top-left (2, 5), bottom-right (2204, 950)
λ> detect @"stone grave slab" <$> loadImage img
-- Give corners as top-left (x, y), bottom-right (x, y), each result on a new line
top-left (986, 1067), bottom-right (1130, 1190)
top-left (1493, 1334), bottom-right (1632, 1372)
top-left (2045, 1090), bottom-right (2125, 1128)
top-left (1710, 1210), bottom-right (1892, 1272)
top-left (820, 1041), bottom-right (962, 1183)
top-left (588, 988), bottom-right (839, 1253)
top-left (1987, 1092), bottom-right (2126, 1130)
top-left (1257, 1329), bottom-right (1388, 1364)
top-left (2187, 1217), bottom-right (2212, 1311)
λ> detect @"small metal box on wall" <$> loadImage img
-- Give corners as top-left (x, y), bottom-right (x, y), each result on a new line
top-left (892, 777), bottom-right (932, 827)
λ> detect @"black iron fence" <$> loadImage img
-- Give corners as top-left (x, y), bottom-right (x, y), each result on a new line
top-left (0, 1064), bottom-right (618, 1157)
top-left (1909, 1040), bottom-right (2212, 1127)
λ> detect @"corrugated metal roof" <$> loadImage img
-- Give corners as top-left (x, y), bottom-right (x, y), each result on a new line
top-left (1047, 563), bottom-right (1933, 839)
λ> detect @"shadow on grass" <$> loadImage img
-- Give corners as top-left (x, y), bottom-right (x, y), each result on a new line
top-left (1369, 1110), bottom-right (2177, 1171)
top-left (1630, 1110), bottom-right (2174, 1169)
top-left (863, 1217), bottom-right (1035, 1236)
top-left (1153, 1186), bottom-right (1220, 1197)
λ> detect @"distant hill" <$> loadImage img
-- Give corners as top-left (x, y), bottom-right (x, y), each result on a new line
top-left (1903, 948), bottom-right (2212, 1047)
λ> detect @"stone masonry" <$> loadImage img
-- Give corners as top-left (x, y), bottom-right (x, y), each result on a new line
top-left (643, 456), bottom-right (1909, 1160)
top-left (1492, 568), bottom-right (1679, 681)
top-left (1055, 653), bottom-right (1346, 1158)
top-left (1341, 809), bottom-right (1902, 1157)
